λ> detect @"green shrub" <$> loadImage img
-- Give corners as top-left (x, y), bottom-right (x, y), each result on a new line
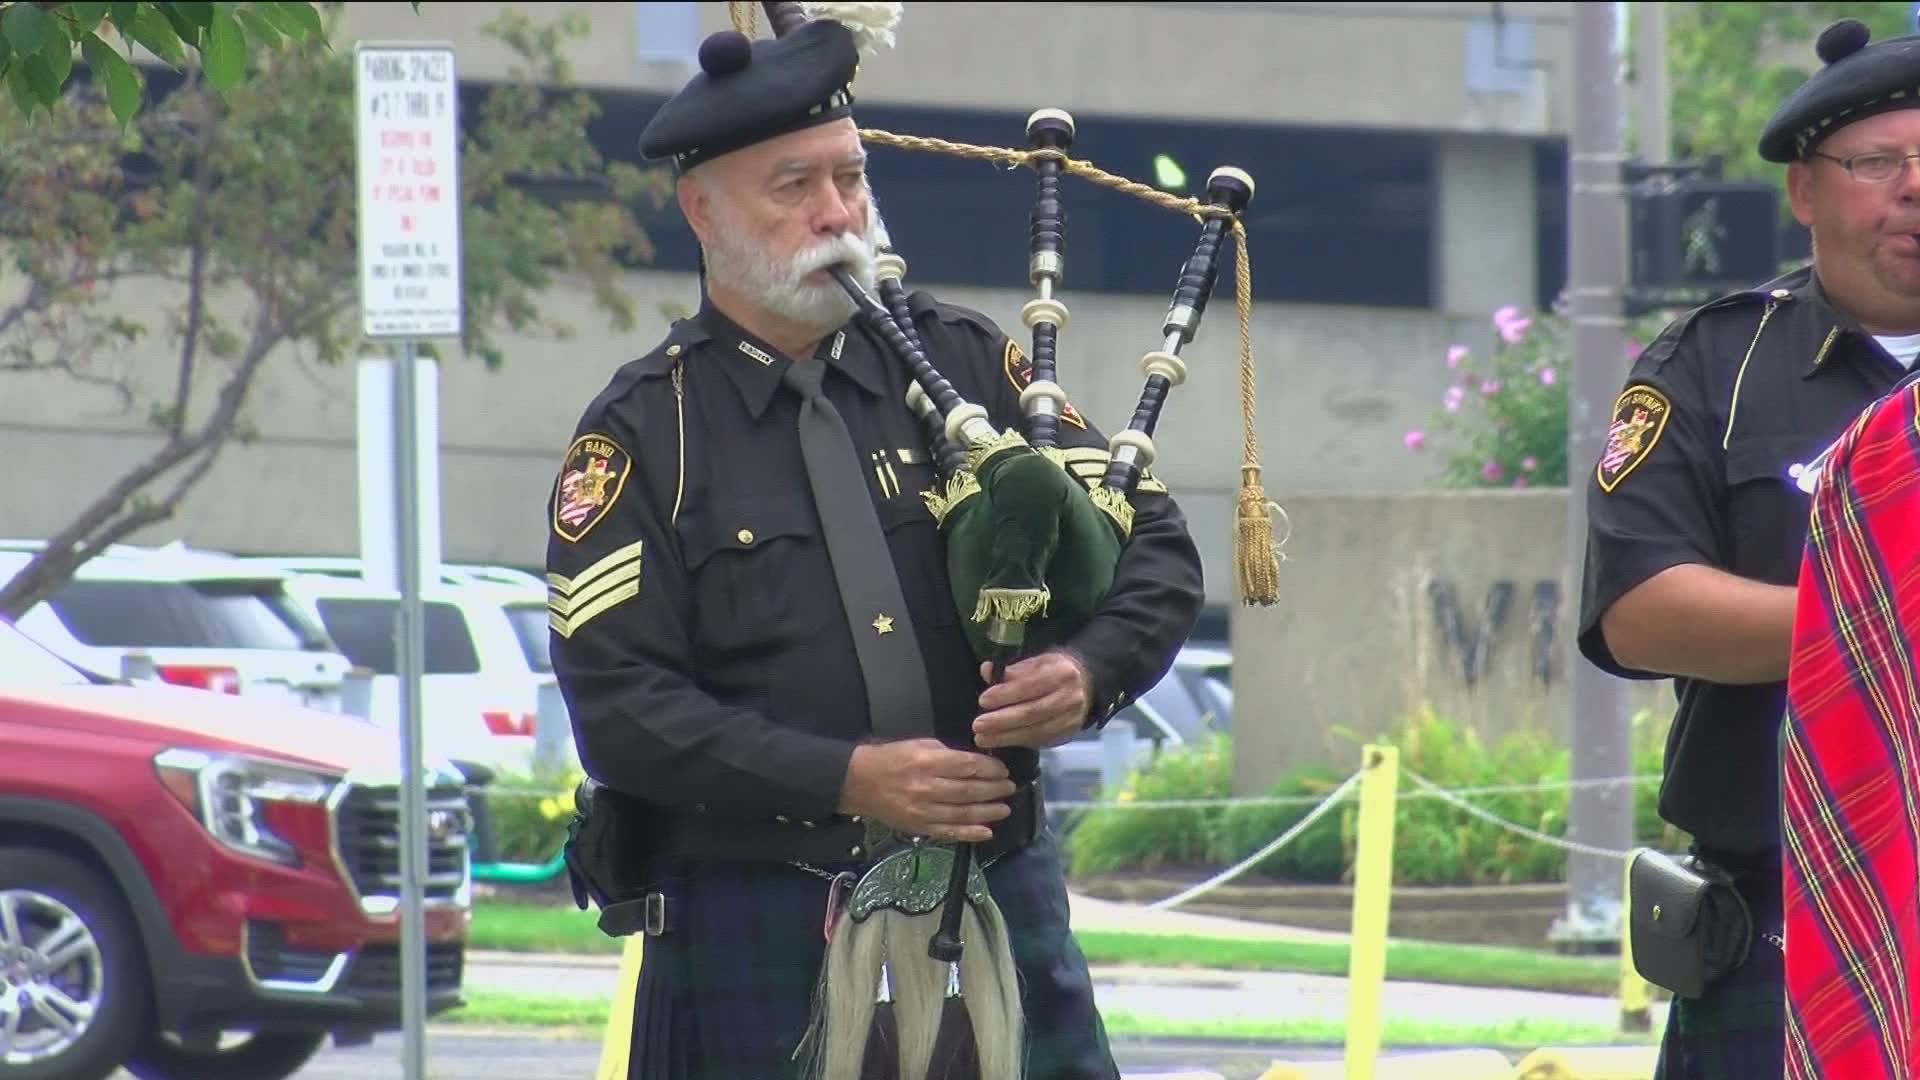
top-left (480, 766), bottom-right (585, 864)
top-left (1064, 734), bottom-right (1232, 876)
top-left (1062, 705), bottom-right (1689, 887)
top-left (1210, 764), bottom-right (1351, 883)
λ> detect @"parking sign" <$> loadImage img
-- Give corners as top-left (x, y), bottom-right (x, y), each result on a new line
top-left (354, 43), bottom-right (462, 340)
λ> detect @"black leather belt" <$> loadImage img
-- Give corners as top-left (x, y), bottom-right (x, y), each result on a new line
top-left (654, 782), bottom-right (1043, 869)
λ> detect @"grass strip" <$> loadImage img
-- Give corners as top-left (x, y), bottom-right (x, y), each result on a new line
top-left (441, 990), bottom-right (1657, 1051)
top-left (470, 903), bottom-right (1622, 997)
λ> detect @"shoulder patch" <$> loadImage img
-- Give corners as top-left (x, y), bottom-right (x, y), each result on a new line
top-left (1003, 339), bottom-right (1087, 430)
top-left (1596, 385), bottom-right (1672, 493)
top-left (553, 432), bottom-right (632, 542)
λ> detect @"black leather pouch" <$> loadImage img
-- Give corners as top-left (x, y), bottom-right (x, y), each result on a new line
top-left (561, 780), bottom-right (660, 937)
top-left (1627, 847), bottom-right (1754, 999)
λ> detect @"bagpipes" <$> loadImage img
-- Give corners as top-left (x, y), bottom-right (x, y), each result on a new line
top-left (748, 4), bottom-right (1284, 1078)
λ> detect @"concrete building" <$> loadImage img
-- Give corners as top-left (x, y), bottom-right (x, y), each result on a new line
top-left (0, 1), bottom-right (1577, 609)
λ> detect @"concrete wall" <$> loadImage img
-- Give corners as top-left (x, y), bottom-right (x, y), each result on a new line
top-left (0, 265), bottom-right (1489, 609)
top-left (332, 2), bottom-right (1573, 137)
top-left (1228, 489), bottom-right (1675, 794)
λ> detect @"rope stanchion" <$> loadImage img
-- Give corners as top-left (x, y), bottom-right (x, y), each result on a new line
top-left (1344, 744), bottom-right (1401, 1080)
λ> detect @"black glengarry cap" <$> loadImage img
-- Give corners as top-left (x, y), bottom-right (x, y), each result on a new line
top-left (638, 18), bottom-right (861, 173)
top-left (1759, 18), bottom-right (1920, 163)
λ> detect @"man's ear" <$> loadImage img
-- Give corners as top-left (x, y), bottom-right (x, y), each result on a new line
top-left (678, 173), bottom-right (713, 246)
top-left (1786, 160), bottom-right (1817, 229)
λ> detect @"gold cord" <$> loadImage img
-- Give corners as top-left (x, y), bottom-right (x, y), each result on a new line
top-left (857, 128), bottom-right (1285, 606)
top-left (728, 1), bottom-right (758, 36)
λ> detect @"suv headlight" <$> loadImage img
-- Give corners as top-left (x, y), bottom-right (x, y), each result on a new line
top-left (153, 748), bottom-right (341, 867)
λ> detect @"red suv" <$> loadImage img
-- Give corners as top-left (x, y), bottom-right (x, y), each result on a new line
top-left (0, 619), bottom-right (473, 1080)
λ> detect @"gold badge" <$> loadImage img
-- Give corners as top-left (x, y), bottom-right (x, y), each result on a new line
top-left (872, 613), bottom-right (894, 636)
top-left (553, 432), bottom-right (631, 542)
top-left (1003, 339), bottom-right (1087, 430)
top-left (1596, 385), bottom-right (1671, 493)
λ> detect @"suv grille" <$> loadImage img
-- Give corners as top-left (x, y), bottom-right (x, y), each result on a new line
top-left (344, 943), bottom-right (465, 996)
top-left (332, 783), bottom-right (471, 905)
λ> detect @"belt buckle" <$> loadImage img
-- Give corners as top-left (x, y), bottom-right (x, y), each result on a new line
top-left (644, 891), bottom-right (667, 936)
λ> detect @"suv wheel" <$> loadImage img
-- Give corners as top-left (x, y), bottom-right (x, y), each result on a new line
top-left (125, 1030), bottom-right (328, 1080)
top-left (0, 848), bottom-right (150, 1080)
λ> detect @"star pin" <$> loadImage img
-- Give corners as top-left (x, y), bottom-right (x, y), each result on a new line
top-left (872, 613), bottom-right (895, 636)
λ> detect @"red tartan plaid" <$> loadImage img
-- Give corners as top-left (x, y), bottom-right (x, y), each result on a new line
top-left (1783, 381), bottom-right (1920, 1079)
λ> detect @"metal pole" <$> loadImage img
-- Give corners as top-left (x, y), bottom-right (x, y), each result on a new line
top-left (1636, 2), bottom-right (1670, 164)
top-left (393, 340), bottom-right (429, 1077)
top-left (1559, 1), bottom-right (1635, 951)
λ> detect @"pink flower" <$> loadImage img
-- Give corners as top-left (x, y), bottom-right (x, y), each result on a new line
top-left (1443, 386), bottom-right (1465, 412)
top-left (1493, 305), bottom-right (1532, 344)
top-left (1404, 430), bottom-right (1426, 451)
top-left (1445, 345), bottom-right (1468, 369)
top-left (1480, 378), bottom-right (1503, 397)
top-left (1626, 340), bottom-right (1643, 362)
top-left (1480, 459), bottom-right (1504, 482)
top-left (1511, 475), bottom-right (1530, 488)
top-left (1521, 456), bottom-right (1537, 472)
top-left (1537, 367), bottom-right (1556, 387)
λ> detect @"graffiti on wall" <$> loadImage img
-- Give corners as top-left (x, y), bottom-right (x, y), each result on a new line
top-left (1428, 578), bottom-right (1561, 687)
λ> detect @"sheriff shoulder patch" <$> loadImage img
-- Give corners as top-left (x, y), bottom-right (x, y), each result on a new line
top-left (1596, 385), bottom-right (1671, 493)
top-left (553, 432), bottom-right (631, 542)
top-left (1003, 339), bottom-right (1087, 430)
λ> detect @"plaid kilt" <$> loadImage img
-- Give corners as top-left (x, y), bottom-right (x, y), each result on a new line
top-left (1652, 859), bottom-right (1784, 1080)
top-left (628, 826), bottom-right (1119, 1080)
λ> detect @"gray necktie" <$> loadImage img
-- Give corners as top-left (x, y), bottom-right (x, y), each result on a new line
top-left (782, 359), bottom-right (936, 742)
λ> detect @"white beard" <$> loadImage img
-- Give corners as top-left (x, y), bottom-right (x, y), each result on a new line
top-left (703, 195), bottom-right (893, 337)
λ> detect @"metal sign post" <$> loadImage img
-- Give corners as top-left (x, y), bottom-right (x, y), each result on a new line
top-left (353, 40), bottom-right (463, 1080)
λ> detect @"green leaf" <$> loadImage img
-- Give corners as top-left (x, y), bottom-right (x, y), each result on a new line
top-left (21, 51), bottom-right (59, 105)
top-left (156, 3), bottom-right (200, 46)
top-left (82, 31), bottom-right (140, 125)
top-left (42, 33), bottom-right (72, 88)
top-left (128, 6), bottom-right (187, 66)
top-left (172, 2), bottom-right (216, 30)
top-left (4, 59), bottom-right (34, 113)
top-left (200, 7), bottom-right (243, 89)
top-left (0, 30), bottom-right (11, 65)
top-left (64, 3), bottom-right (113, 35)
top-left (2, 3), bottom-right (54, 55)
top-left (233, 8), bottom-right (279, 48)
top-left (264, 1), bottom-right (318, 39)
top-left (108, 3), bottom-right (140, 32)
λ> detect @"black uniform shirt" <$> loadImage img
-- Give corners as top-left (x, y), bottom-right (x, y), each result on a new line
top-left (545, 291), bottom-right (1205, 825)
top-left (1578, 265), bottom-right (1905, 857)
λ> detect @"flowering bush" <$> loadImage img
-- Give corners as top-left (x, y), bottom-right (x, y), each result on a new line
top-left (1404, 304), bottom-right (1672, 489)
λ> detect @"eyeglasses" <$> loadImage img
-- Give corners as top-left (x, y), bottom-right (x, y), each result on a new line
top-left (1809, 149), bottom-right (1920, 183)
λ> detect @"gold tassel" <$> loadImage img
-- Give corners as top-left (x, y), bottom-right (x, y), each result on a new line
top-left (972, 586), bottom-right (1050, 625)
top-left (1228, 220), bottom-right (1284, 607)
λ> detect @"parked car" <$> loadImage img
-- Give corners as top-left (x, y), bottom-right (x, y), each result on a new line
top-left (0, 544), bottom-right (351, 712)
top-left (0, 617), bottom-right (472, 1080)
top-left (277, 572), bottom-right (567, 777)
top-left (1038, 645), bottom-right (1233, 830)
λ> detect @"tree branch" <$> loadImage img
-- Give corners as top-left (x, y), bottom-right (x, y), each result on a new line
top-left (170, 102), bottom-right (221, 440)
